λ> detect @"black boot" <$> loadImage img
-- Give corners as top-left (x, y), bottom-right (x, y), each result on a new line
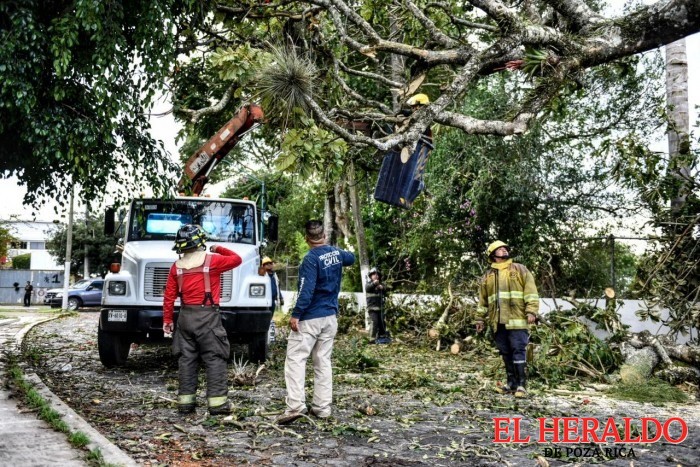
top-left (514, 363), bottom-right (527, 398)
top-left (178, 403), bottom-right (196, 414)
top-left (494, 357), bottom-right (516, 394)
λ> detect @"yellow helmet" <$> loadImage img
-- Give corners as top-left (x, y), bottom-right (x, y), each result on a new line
top-left (486, 240), bottom-right (510, 257)
top-left (407, 93), bottom-right (430, 106)
top-left (262, 256), bottom-right (273, 265)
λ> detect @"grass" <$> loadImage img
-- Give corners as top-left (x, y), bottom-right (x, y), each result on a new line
top-left (4, 353), bottom-right (112, 466)
top-left (606, 377), bottom-right (689, 404)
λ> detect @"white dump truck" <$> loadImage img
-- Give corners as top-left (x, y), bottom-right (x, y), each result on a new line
top-left (98, 196), bottom-right (275, 367)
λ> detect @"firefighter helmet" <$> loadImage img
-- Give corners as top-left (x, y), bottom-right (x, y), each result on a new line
top-left (486, 240), bottom-right (510, 258)
top-left (173, 224), bottom-right (207, 253)
top-left (368, 267), bottom-right (381, 278)
top-left (406, 93), bottom-right (430, 106)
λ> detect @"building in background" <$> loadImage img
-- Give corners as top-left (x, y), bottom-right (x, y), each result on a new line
top-left (3, 221), bottom-right (62, 271)
top-left (1, 221), bottom-right (64, 305)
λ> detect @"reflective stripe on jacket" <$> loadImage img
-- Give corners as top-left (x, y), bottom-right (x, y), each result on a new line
top-left (477, 262), bottom-right (539, 330)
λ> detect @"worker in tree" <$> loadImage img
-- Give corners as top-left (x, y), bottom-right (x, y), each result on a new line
top-left (475, 241), bottom-right (539, 398)
top-left (366, 267), bottom-right (390, 344)
top-left (162, 224), bottom-right (242, 415)
top-left (406, 93), bottom-right (430, 108)
top-left (262, 256), bottom-right (284, 313)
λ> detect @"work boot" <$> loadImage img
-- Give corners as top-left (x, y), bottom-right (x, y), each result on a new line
top-left (177, 394), bottom-right (196, 414)
top-left (178, 403), bottom-right (196, 414)
top-left (494, 359), bottom-right (517, 394)
top-left (513, 362), bottom-right (528, 398)
top-left (277, 408), bottom-right (308, 425)
top-left (208, 400), bottom-right (232, 415)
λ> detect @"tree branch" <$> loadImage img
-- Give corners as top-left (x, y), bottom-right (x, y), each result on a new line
top-left (177, 86), bottom-right (236, 123)
top-left (405, 0), bottom-right (460, 48)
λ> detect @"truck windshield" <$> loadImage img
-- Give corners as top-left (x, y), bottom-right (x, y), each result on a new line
top-left (128, 199), bottom-right (256, 244)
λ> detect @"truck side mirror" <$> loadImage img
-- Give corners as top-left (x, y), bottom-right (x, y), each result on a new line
top-left (266, 214), bottom-right (279, 242)
top-left (104, 207), bottom-right (115, 235)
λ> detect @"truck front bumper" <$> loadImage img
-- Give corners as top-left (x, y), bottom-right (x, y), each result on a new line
top-left (99, 306), bottom-right (273, 339)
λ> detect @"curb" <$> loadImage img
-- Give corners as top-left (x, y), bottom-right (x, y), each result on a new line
top-left (14, 314), bottom-right (138, 467)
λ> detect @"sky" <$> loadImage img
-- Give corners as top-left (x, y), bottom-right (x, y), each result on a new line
top-left (1, 31), bottom-right (699, 223)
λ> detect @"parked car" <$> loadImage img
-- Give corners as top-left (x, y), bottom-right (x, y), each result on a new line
top-left (44, 278), bottom-right (104, 311)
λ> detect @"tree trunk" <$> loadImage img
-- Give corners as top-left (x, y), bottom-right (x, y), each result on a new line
top-left (347, 159), bottom-right (370, 314)
top-left (334, 178), bottom-right (353, 241)
top-left (665, 39), bottom-right (691, 215)
top-left (323, 190), bottom-right (335, 244)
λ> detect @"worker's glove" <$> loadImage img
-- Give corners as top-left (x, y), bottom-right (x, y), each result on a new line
top-left (209, 245), bottom-right (218, 253)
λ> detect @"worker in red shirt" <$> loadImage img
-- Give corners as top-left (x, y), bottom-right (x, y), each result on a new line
top-left (162, 224), bottom-right (242, 415)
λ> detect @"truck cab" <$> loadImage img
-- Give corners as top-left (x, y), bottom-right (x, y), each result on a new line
top-left (98, 196), bottom-right (273, 367)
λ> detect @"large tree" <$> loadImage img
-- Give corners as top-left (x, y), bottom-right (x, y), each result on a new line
top-left (46, 214), bottom-right (118, 277)
top-left (175, 0), bottom-right (700, 153)
top-left (0, 0), bottom-right (201, 208)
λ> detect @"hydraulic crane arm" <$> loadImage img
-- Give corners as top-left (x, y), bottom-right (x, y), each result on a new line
top-left (177, 103), bottom-right (264, 195)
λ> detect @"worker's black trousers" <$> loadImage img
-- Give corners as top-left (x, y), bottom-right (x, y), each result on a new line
top-left (172, 306), bottom-right (230, 402)
top-left (368, 309), bottom-right (387, 340)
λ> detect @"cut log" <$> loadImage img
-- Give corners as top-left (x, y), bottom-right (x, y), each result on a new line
top-left (620, 345), bottom-right (659, 384)
top-left (450, 342), bottom-right (461, 354)
top-left (656, 365), bottom-right (700, 385)
top-left (628, 331), bottom-right (673, 366)
top-left (656, 335), bottom-right (700, 365)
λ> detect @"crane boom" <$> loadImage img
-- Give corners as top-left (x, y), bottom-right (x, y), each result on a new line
top-left (177, 103), bottom-right (264, 195)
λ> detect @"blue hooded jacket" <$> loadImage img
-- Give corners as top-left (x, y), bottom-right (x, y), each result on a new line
top-left (292, 245), bottom-right (355, 321)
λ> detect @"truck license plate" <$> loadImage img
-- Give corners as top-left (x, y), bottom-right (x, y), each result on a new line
top-left (108, 310), bottom-right (127, 322)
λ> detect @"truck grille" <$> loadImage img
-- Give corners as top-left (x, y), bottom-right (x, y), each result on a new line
top-left (144, 263), bottom-right (232, 301)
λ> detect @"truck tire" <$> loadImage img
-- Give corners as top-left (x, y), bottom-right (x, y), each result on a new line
top-left (98, 326), bottom-right (131, 367)
top-left (247, 332), bottom-right (269, 364)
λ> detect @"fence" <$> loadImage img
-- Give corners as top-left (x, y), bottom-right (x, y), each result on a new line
top-left (0, 270), bottom-right (65, 306)
top-left (276, 261), bottom-right (299, 292)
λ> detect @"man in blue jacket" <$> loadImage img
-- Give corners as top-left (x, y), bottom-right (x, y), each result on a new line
top-left (278, 220), bottom-right (355, 424)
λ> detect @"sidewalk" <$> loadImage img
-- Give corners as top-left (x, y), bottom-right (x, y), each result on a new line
top-left (0, 313), bottom-right (136, 466)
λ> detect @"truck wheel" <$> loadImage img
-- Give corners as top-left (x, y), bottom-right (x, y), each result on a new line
top-left (247, 332), bottom-right (269, 364)
top-left (98, 326), bottom-right (131, 367)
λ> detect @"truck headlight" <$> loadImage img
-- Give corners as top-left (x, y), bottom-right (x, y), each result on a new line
top-left (55, 292), bottom-right (63, 299)
top-left (249, 284), bottom-right (265, 297)
top-left (108, 281), bottom-right (127, 295)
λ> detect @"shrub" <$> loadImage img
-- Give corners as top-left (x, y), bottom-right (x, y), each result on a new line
top-left (12, 253), bottom-right (31, 269)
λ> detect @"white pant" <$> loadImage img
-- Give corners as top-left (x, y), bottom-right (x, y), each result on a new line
top-left (284, 315), bottom-right (338, 416)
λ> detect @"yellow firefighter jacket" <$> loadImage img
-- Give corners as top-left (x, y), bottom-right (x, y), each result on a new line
top-left (477, 260), bottom-right (539, 330)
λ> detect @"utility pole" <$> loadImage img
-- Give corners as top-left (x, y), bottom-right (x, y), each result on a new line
top-left (84, 204), bottom-right (90, 278)
top-left (61, 188), bottom-right (74, 311)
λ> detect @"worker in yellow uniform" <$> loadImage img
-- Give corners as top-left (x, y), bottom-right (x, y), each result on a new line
top-left (475, 241), bottom-right (539, 398)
